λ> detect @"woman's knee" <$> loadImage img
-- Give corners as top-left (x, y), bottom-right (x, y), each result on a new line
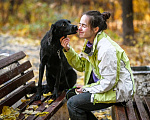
top-left (67, 98), bottom-right (72, 108)
top-left (67, 95), bottom-right (80, 109)
top-left (67, 96), bottom-right (75, 108)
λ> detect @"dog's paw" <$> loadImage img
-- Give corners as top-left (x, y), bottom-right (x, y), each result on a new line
top-left (51, 93), bottom-right (58, 99)
top-left (34, 93), bottom-right (41, 101)
top-left (43, 89), bottom-right (50, 94)
top-left (51, 88), bottom-right (58, 99)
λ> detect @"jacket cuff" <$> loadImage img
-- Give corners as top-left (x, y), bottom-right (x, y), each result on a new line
top-left (82, 87), bottom-right (93, 93)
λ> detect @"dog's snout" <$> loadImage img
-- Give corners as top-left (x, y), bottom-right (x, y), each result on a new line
top-left (71, 25), bottom-right (78, 32)
top-left (73, 25), bottom-right (78, 30)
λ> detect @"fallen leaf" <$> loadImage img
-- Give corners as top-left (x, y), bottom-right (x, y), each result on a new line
top-left (2, 106), bottom-right (11, 115)
top-left (21, 99), bottom-right (30, 103)
top-left (45, 99), bottom-right (53, 104)
top-left (32, 111), bottom-right (41, 114)
top-left (23, 110), bottom-right (41, 115)
top-left (26, 105), bottom-right (29, 109)
top-left (0, 106), bottom-right (20, 119)
top-left (24, 114), bottom-right (29, 119)
top-left (43, 92), bottom-right (52, 97)
top-left (22, 110), bottom-right (34, 114)
top-left (45, 105), bottom-right (49, 108)
top-left (35, 112), bottom-right (49, 116)
top-left (28, 105), bottom-right (38, 111)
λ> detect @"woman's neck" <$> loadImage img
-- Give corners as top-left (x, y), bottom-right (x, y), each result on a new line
top-left (87, 34), bottom-right (96, 44)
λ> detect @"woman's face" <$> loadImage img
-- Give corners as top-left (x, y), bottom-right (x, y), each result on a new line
top-left (78, 15), bottom-right (97, 43)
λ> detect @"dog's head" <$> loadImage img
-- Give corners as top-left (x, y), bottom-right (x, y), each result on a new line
top-left (48, 19), bottom-right (78, 45)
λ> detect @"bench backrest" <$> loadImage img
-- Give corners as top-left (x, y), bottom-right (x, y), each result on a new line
top-left (0, 51), bottom-right (35, 113)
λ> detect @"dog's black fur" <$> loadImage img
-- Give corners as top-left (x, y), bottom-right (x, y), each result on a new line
top-left (34, 19), bottom-right (78, 100)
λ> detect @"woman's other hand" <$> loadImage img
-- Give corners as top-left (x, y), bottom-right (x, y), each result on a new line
top-left (76, 85), bottom-right (84, 94)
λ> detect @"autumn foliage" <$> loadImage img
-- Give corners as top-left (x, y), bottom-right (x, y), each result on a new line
top-left (0, 0), bottom-right (149, 66)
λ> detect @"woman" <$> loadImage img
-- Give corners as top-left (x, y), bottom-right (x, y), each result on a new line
top-left (61, 10), bottom-right (135, 120)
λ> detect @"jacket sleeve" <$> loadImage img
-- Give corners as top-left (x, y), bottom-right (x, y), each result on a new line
top-left (63, 46), bottom-right (86, 72)
top-left (82, 49), bottom-right (118, 93)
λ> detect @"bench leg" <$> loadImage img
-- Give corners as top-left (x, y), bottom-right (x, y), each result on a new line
top-left (111, 106), bottom-right (116, 120)
top-left (50, 102), bottom-right (69, 120)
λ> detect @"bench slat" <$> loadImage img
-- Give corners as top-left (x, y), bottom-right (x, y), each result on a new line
top-left (114, 105), bottom-right (127, 120)
top-left (17, 95), bottom-right (35, 111)
top-left (126, 100), bottom-right (137, 120)
top-left (35, 91), bottom-right (66, 120)
top-left (0, 51), bottom-right (68, 120)
top-left (0, 81), bottom-right (35, 113)
top-left (23, 97), bottom-right (51, 120)
top-left (0, 70), bottom-right (34, 99)
top-left (134, 95), bottom-right (149, 120)
top-left (0, 51), bottom-right (26, 69)
top-left (0, 61), bottom-right (32, 85)
top-left (17, 95), bottom-right (41, 120)
top-left (143, 96), bottom-right (150, 116)
top-left (18, 96), bottom-right (49, 120)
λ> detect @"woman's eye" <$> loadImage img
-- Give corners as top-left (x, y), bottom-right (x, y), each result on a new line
top-left (83, 25), bottom-right (86, 28)
top-left (78, 23), bottom-right (87, 28)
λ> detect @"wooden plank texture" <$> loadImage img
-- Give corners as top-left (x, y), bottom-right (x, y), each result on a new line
top-left (0, 51), bottom-right (26, 69)
top-left (0, 70), bottom-right (34, 99)
top-left (0, 61), bottom-right (32, 85)
top-left (0, 51), bottom-right (67, 120)
top-left (143, 96), bottom-right (150, 117)
top-left (134, 95), bottom-right (149, 120)
top-left (114, 105), bottom-right (127, 120)
top-left (0, 81), bottom-right (35, 113)
top-left (35, 91), bottom-right (66, 120)
top-left (126, 100), bottom-right (137, 120)
top-left (23, 96), bottom-right (51, 120)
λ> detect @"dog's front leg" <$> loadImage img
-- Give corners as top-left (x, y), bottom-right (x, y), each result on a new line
top-left (53, 67), bottom-right (62, 98)
top-left (34, 62), bottom-right (45, 100)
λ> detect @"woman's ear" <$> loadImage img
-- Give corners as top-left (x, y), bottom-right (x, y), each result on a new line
top-left (94, 27), bottom-right (99, 33)
top-left (48, 24), bottom-right (55, 45)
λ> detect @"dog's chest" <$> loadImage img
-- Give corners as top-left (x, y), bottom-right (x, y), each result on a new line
top-left (47, 55), bottom-right (61, 66)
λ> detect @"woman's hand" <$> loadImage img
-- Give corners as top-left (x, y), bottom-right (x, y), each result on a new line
top-left (76, 85), bottom-right (83, 94)
top-left (60, 36), bottom-right (70, 51)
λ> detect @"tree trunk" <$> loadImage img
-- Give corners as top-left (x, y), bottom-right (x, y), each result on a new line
top-left (122, 0), bottom-right (136, 46)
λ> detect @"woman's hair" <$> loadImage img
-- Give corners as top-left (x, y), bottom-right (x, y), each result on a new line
top-left (83, 10), bottom-right (111, 32)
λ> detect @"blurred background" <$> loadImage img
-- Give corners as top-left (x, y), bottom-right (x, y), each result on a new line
top-left (0, 0), bottom-right (150, 119)
top-left (0, 0), bottom-right (150, 66)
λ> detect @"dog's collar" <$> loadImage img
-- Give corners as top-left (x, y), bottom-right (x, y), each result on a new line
top-left (57, 49), bottom-right (61, 59)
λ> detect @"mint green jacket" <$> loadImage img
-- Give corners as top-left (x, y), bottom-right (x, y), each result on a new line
top-left (64, 31), bottom-right (135, 104)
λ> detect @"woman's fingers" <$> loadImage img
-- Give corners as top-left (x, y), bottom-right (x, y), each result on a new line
top-left (60, 37), bottom-right (70, 51)
top-left (60, 36), bottom-right (65, 43)
top-left (76, 85), bottom-right (83, 93)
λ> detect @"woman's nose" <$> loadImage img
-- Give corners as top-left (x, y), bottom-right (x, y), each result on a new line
top-left (78, 25), bottom-right (82, 30)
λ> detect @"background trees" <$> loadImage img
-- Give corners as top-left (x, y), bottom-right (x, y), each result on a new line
top-left (0, 0), bottom-right (149, 66)
top-left (122, 0), bottom-right (135, 46)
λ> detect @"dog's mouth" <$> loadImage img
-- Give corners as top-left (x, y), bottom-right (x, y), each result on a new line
top-left (55, 25), bottom-right (78, 38)
top-left (67, 25), bottom-right (78, 35)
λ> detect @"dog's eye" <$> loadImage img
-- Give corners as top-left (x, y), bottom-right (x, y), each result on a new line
top-left (68, 20), bottom-right (71, 23)
top-left (62, 24), bottom-right (65, 26)
top-left (62, 22), bottom-right (67, 27)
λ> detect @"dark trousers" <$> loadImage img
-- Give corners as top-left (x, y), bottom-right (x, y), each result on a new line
top-left (67, 92), bottom-right (116, 120)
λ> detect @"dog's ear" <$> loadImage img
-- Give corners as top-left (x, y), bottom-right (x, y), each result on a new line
top-left (48, 24), bottom-right (55, 45)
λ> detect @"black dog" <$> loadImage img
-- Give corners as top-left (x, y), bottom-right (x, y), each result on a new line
top-left (34, 19), bottom-right (78, 100)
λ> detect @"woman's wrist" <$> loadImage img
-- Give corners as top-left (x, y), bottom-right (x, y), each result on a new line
top-left (64, 44), bottom-right (70, 52)
top-left (64, 46), bottom-right (70, 52)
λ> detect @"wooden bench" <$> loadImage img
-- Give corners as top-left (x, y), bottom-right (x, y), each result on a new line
top-left (112, 95), bottom-right (150, 120)
top-left (0, 51), bottom-right (66, 120)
